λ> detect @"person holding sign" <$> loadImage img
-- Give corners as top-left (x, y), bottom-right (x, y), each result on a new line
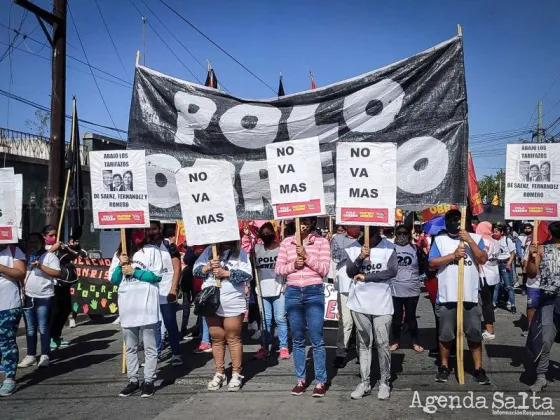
top-left (109, 231), bottom-right (163, 398)
top-left (0, 244), bottom-right (26, 396)
top-left (525, 221), bottom-right (560, 393)
top-left (428, 210), bottom-right (490, 385)
top-left (276, 217), bottom-right (331, 398)
top-left (253, 223), bottom-right (290, 360)
top-left (18, 233), bottom-right (62, 370)
top-left (345, 227), bottom-right (397, 400)
top-left (193, 241), bottom-right (252, 392)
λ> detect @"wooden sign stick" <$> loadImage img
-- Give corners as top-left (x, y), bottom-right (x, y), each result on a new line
top-left (364, 226), bottom-right (370, 248)
top-left (295, 218), bottom-right (302, 246)
top-left (456, 206), bottom-right (467, 385)
top-left (212, 244), bottom-right (221, 288)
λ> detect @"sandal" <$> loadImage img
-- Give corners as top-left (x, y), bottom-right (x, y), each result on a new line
top-left (207, 372), bottom-right (226, 391)
top-left (413, 343), bottom-right (424, 353)
top-left (389, 343), bottom-right (399, 352)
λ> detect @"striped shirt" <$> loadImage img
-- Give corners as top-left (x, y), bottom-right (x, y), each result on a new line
top-left (276, 233), bottom-right (331, 287)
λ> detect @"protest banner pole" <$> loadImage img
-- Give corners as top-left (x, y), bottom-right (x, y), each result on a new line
top-left (120, 228), bottom-right (127, 374)
top-left (212, 244), bottom-right (222, 288)
top-left (456, 205), bottom-right (467, 385)
top-left (295, 218), bottom-right (302, 245)
top-left (364, 225), bottom-right (370, 247)
top-left (56, 168), bottom-right (71, 242)
top-left (328, 216), bottom-right (333, 234)
top-left (532, 221), bottom-right (540, 256)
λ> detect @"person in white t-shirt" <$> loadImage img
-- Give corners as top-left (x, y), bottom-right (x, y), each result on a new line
top-left (345, 226), bottom-right (397, 401)
top-left (146, 221), bottom-right (183, 367)
top-left (492, 225), bottom-right (517, 313)
top-left (18, 233), bottom-right (61, 370)
top-left (252, 223), bottom-right (289, 360)
top-left (0, 244), bottom-right (26, 397)
top-left (476, 222), bottom-right (500, 340)
top-left (193, 241), bottom-right (252, 392)
top-left (428, 210), bottom-right (490, 385)
top-left (109, 231), bottom-right (163, 398)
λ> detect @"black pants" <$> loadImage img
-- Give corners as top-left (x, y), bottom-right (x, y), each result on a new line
top-left (49, 284), bottom-right (72, 340)
top-left (479, 282), bottom-right (495, 325)
top-left (392, 296), bottom-right (420, 343)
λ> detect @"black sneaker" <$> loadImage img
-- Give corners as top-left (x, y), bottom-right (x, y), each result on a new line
top-left (333, 356), bottom-right (347, 369)
top-left (435, 366), bottom-right (450, 382)
top-left (428, 347), bottom-right (439, 358)
top-left (141, 382), bottom-right (155, 398)
top-left (511, 306), bottom-right (517, 314)
top-left (119, 382), bottom-right (139, 397)
top-left (474, 368), bottom-right (491, 385)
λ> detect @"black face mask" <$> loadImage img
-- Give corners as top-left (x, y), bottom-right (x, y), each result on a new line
top-left (261, 234), bottom-right (275, 245)
top-left (395, 234), bottom-right (409, 246)
top-left (446, 220), bottom-right (460, 235)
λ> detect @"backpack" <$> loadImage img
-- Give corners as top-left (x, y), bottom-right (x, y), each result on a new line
top-left (539, 244), bottom-right (560, 296)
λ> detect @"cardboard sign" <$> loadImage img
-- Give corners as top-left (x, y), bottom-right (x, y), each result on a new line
top-left (335, 142), bottom-right (397, 226)
top-left (505, 144), bottom-right (560, 220)
top-left (0, 168), bottom-right (17, 244)
top-left (323, 283), bottom-right (339, 321)
top-left (15, 174), bottom-right (23, 239)
top-left (90, 150), bottom-right (150, 229)
top-left (175, 160), bottom-right (240, 246)
top-left (70, 257), bottom-right (119, 315)
top-left (265, 137), bottom-right (326, 219)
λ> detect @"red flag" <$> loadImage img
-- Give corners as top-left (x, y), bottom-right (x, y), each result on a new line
top-left (310, 71), bottom-right (316, 89)
top-left (468, 152), bottom-right (484, 216)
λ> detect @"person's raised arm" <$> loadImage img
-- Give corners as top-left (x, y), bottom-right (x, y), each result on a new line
top-left (526, 244), bottom-right (542, 279)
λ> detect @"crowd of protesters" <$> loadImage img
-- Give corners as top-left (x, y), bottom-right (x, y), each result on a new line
top-left (0, 214), bottom-right (559, 399)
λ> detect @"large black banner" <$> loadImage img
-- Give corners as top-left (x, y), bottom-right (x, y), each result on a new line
top-left (128, 36), bottom-right (468, 220)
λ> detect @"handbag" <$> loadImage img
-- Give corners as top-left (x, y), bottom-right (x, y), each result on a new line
top-left (193, 285), bottom-right (221, 316)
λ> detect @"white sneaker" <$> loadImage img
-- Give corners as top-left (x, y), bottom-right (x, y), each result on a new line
top-left (377, 383), bottom-right (391, 400)
top-left (482, 330), bottom-right (496, 341)
top-left (228, 373), bottom-right (244, 392)
top-left (69, 318), bottom-right (77, 328)
top-left (207, 372), bottom-right (226, 391)
top-left (18, 355), bottom-right (37, 368)
top-left (171, 355), bottom-right (183, 367)
top-left (38, 355), bottom-right (50, 368)
top-left (351, 382), bottom-right (371, 399)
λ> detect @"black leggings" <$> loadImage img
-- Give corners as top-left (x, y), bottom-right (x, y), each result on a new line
top-left (479, 282), bottom-right (495, 325)
top-left (49, 284), bottom-right (72, 340)
top-left (392, 296), bottom-right (419, 343)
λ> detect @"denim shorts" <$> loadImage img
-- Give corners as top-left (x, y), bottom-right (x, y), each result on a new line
top-left (526, 288), bottom-right (542, 309)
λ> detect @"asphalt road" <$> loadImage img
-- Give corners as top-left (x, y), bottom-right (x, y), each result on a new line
top-left (2, 291), bottom-right (559, 420)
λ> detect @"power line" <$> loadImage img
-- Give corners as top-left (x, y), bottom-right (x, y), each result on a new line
top-left (0, 22), bottom-right (133, 87)
top-left (67, 1), bottom-right (124, 140)
top-left (129, 0), bottom-right (202, 84)
top-left (94, 0), bottom-right (131, 83)
top-left (0, 7), bottom-right (28, 63)
top-left (157, 0), bottom-right (277, 94)
top-left (0, 88), bottom-right (128, 135)
top-left (0, 40), bottom-right (132, 89)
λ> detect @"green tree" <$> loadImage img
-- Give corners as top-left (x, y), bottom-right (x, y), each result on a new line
top-left (25, 110), bottom-right (50, 137)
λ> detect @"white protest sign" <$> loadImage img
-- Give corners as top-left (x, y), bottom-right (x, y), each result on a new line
top-left (15, 174), bottom-right (22, 239)
top-left (505, 143), bottom-right (560, 220)
top-left (90, 150), bottom-right (150, 229)
top-left (175, 160), bottom-right (240, 246)
top-left (266, 137), bottom-right (326, 219)
top-left (0, 168), bottom-right (17, 244)
top-left (336, 142), bottom-right (397, 226)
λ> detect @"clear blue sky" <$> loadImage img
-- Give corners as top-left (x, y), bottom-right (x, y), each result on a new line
top-left (1, 0), bottom-right (560, 178)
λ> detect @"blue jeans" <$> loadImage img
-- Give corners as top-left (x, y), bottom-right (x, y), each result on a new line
top-left (159, 302), bottom-right (181, 356)
top-left (262, 293), bottom-right (288, 350)
top-left (200, 315), bottom-right (210, 344)
top-left (493, 261), bottom-right (515, 306)
top-left (23, 296), bottom-right (53, 356)
top-left (285, 284), bottom-right (326, 384)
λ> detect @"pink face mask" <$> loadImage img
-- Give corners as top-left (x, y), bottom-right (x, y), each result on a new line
top-left (45, 236), bottom-right (56, 246)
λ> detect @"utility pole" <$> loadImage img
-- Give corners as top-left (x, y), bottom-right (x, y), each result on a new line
top-left (537, 100), bottom-right (543, 143)
top-left (15, 0), bottom-right (66, 227)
